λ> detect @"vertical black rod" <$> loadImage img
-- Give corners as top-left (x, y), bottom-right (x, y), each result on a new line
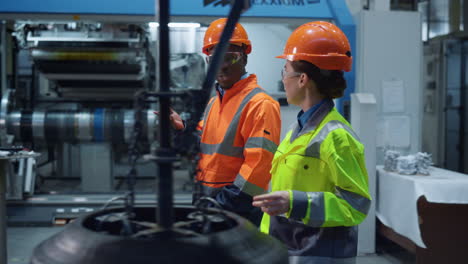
top-left (464, 0), bottom-right (468, 31)
top-left (156, 0), bottom-right (173, 229)
top-left (0, 22), bottom-right (6, 95)
top-left (443, 43), bottom-right (448, 169)
top-left (0, 161), bottom-right (7, 264)
top-left (427, 0), bottom-right (431, 41)
top-left (459, 40), bottom-right (466, 172)
top-left (364, 0), bottom-right (370, 10)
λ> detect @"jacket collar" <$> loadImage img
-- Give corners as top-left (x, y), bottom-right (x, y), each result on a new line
top-left (290, 99), bottom-right (334, 142)
top-left (216, 74), bottom-right (257, 102)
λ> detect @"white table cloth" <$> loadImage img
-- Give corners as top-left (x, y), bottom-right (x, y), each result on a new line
top-left (376, 165), bottom-right (468, 248)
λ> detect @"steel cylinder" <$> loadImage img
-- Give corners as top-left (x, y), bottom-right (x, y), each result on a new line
top-left (5, 109), bottom-right (157, 144)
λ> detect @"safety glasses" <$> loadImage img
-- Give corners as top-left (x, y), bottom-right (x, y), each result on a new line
top-left (205, 51), bottom-right (243, 66)
top-left (281, 68), bottom-right (302, 80)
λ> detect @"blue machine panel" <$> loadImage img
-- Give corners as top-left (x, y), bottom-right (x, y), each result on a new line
top-left (173, 0), bottom-right (332, 19)
top-left (0, 0), bottom-right (332, 18)
top-left (0, 0), bottom-right (355, 114)
top-left (0, 0), bottom-right (154, 16)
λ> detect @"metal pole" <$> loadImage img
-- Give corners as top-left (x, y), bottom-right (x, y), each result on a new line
top-left (427, 0), bottom-right (431, 41)
top-left (0, 21), bottom-right (7, 95)
top-left (154, 0), bottom-right (248, 229)
top-left (459, 40), bottom-right (466, 172)
top-left (0, 160), bottom-right (8, 264)
top-left (464, 0), bottom-right (468, 31)
top-left (156, 0), bottom-right (173, 229)
top-left (449, 0), bottom-right (461, 33)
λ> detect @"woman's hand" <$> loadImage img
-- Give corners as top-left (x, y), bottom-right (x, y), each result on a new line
top-left (252, 191), bottom-right (290, 216)
top-left (154, 108), bottom-right (185, 130)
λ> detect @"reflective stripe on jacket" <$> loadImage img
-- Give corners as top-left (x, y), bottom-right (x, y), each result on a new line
top-left (260, 99), bottom-right (371, 261)
top-left (196, 74), bottom-right (281, 197)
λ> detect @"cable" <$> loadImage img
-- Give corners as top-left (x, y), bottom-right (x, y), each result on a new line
top-left (193, 196), bottom-right (223, 210)
top-left (100, 195), bottom-right (126, 211)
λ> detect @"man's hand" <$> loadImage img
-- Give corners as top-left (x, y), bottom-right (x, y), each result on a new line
top-left (252, 191), bottom-right (290, 216)
top-left (154, 108), bottom-right (185, 130)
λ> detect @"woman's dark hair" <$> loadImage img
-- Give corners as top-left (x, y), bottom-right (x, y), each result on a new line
top-left (291, 60), bottom-right (346, 99)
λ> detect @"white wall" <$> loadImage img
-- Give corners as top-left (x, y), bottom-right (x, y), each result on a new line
top-left (345, 0), bottom-right (363, 15)
top-left (346, 0), bottom-right (391, 13)
top-left (356, 10), bottom-right (423, 164)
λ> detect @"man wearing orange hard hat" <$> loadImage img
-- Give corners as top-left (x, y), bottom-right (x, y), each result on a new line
top-left (253, 21), bottom-right (371, 263)
top-left (189, 18), bottom-right (281, 226)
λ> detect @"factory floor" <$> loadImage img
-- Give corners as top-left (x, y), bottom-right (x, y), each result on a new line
top-left (6, 168), bottom-right (416, 263)
top-left (7, 226), bottom-right (415, 264)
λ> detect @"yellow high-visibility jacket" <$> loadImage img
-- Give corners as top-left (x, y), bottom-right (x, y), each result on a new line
top-left (260, 99), bottom-right (371, 262)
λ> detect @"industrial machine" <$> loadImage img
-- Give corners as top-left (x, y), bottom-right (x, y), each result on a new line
top-left (422, 37), bottom-right (468, 173)
top-left (0, 20), bottom-right (208, 200)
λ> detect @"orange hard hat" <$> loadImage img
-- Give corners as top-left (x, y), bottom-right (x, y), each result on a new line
top-left (202, 18), bottom-right (252, 55)
top-left (276, 21), bottom-right (352, 72)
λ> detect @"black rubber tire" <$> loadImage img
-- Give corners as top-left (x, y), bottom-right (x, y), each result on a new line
top-left (30, 206), bottom-right (288, 264)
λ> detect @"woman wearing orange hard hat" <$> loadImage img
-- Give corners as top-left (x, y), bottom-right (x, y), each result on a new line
top-left (253, 21), bottom-right (371, 263)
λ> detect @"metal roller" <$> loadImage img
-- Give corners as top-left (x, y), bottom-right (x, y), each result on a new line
top-left (4, 109), bottom-right (158, 144)
top-left (30, 49), bottom-right (141, 62)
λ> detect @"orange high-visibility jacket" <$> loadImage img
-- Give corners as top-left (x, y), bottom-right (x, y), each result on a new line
top-left (196, 74), bottom-right (281, 198)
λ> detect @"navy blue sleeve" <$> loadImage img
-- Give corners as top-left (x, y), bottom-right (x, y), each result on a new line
top-left (215, 184), bottom-right (262, 226)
